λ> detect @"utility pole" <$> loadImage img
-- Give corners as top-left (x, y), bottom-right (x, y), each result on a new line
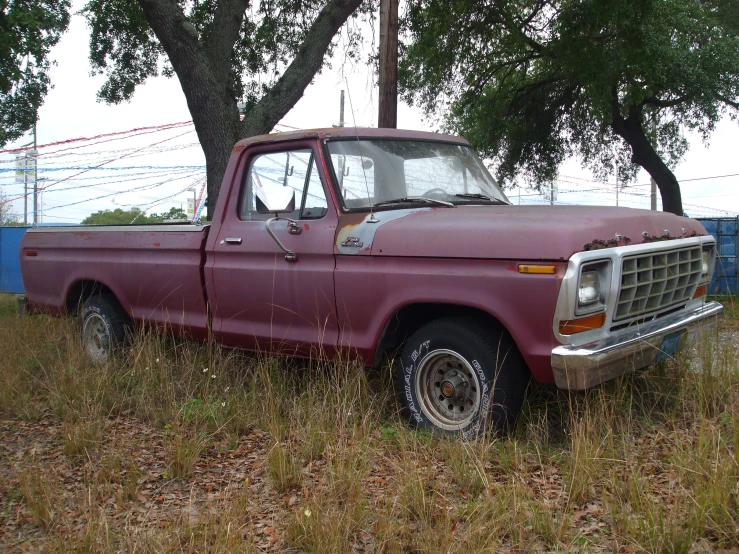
top-left (339, 90), bottom-right (345, 127)
top-left (23, 161), bottom-right (28, 225)
top-left (615, 162), bottom-right (619, 207)
top-left (338, 90), bottom-right (346, 192)
top-left (33, 122), bottom-right (38, 225)
top-left (378, 0), bottom-right (398, 128)
top-left (650, 118), bottom-right (658, 210)
top-left (36, 178), bottom-right (47, 224)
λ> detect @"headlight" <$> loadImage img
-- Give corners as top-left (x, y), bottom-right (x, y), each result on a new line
top-left (701, 250), bottom-right (710, 277)
top-left (578, 271), bottom-right (600, 305)
top-left (575, 261), bottom-right (610, 315)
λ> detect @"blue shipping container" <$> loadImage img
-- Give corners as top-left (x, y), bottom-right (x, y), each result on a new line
top-left (0, 226), bottom-right (29, 294)
top-left (697, 217), bottom-right (739, 295)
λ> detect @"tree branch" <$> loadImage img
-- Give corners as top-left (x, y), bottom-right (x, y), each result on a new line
top-left (241, 0), bottom-right (362, 137)
top-left (716, 92), bottom-right (739, 109)
top-left (138, 0), bottom-right (214, 92)
top-left (642, 93), bottom-right (693, 109)
top-left (521, 0), bottom-right (547, 27)
top-left (610, 86), bottom-right (627, 136)
top-left (204, 0), bottom-right (249, 84)
top-left (138, 0), bottom-right (236, 153)
top-left (468, 51), bottom-right (541, 98)
top-left (510, 75), bottom-right (566, 108)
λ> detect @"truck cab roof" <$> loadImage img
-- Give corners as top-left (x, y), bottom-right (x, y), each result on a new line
top-left (233, 127), bottom-right (470, 150)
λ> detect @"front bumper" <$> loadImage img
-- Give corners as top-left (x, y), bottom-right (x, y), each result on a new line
top-left (551, 301), bottom-right (723, 390)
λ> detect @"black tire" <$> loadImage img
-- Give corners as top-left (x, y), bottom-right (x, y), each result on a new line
top-left (80, 293), bottom-right (130, 364)
top-left (395, 318), bottom-right (528, 437)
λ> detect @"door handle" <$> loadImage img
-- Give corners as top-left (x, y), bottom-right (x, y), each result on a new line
top-left (223, 237), bottom-right (242, 245)
top-left (288, 221), bottom-right (302, 235)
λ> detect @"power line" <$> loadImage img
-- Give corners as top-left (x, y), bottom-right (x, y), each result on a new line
top-left (0, 129), bottom-right (196, 207)
top-left (0, 121), bottom-right (193, 155)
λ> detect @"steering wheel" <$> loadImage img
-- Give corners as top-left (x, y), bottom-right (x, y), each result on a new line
top-left (422, 188), bottom-right (449, 198)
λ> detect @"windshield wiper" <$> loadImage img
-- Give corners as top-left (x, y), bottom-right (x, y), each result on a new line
top-left (454, 193), bottom-right (508, 204)
top-left (373, 196), bottom-right (455, 208)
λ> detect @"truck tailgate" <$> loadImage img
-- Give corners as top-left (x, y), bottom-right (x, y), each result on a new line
top-left (20, 225), bottom-right (210, 340)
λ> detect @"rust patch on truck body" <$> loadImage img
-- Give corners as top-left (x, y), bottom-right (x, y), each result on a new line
top-left (642, 230), bottom-right (700, 243)
top-left (583, 236), bottom-right (632, 251)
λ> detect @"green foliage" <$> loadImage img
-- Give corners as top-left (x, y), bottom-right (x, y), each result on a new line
top-left (400, 0), bottom-right (739, 192)
top-left (82, 0), bottom-right (365, 110)
top-left (152, 206), bottom-right (188, 222)
top-left (84, 0), bottom-right (163, 104)
top-left (81, 206), bottom-right (189, 225)
top-left (0, 1), bottom-right (70, 146)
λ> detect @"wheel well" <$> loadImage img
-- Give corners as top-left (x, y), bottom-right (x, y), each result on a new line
top-left (66, 280), bottom-right (118, 317)
top-left (374, 303), bottom-right (506, 366)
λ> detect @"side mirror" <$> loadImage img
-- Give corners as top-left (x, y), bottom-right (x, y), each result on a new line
top-left (256, 187), bottom-right (295, 215)
top-left (255, 187), bottom-right (300, 262)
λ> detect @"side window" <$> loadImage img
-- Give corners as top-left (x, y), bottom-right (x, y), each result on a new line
top-left (240, 149), bottom-right (327, 220)
top-left (301, 160), bottom-right (328, 219)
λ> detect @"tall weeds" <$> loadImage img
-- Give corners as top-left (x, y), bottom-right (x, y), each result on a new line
top-left (2, 295), bottom-right (739, 552)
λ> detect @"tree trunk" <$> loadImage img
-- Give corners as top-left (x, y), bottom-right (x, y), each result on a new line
top-left (241, 0), bottom-right (363, 137)
top-left (138, 0), bottom-right (240, 220)
top-left (609, 94), bottom-right (683, 215)
top-left (140, 0), bottom-right (362, 220)
top-left (378, 0), bottom-right (398, 128)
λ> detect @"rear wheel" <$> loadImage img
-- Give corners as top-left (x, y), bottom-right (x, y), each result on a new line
top-left (396, 318), bottom-right (528, 437)
top-left (80, 294), bottom-right (129, 364)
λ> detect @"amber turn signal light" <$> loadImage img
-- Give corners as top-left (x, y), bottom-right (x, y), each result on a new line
top-left (559, 313), bottom-right (607, 335)
top-left (518, 264), bottom-right (556, 274)
top-left (693, 285), bottom-right (707, 299)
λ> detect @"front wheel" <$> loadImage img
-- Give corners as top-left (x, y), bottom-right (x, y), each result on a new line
top-left (396, 318), bottom-right (528, 437)
top-left (80, 294), bottom-right (129, 364)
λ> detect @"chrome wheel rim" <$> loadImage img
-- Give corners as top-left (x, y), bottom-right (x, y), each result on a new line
top-left (83, 313), bottom-right (111, 364)
top-left (414, 349), bottom-right (481, 431)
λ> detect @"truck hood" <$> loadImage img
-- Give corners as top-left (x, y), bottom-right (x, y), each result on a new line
top-left (335, 205), bottom-right (707, 260)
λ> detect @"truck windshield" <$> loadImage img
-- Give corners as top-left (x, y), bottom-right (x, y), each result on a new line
top-left (326, 139), bottom-right (509, 210)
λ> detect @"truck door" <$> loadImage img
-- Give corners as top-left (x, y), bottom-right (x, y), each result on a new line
top-left (208, 141), bottom-right (339, 356)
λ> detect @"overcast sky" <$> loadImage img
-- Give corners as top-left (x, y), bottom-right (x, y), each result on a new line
top-left (1, 2), bottom-right (738, 223)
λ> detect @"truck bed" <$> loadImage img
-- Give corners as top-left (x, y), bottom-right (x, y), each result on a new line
top-left (20, 224), bottom-right (211, 340)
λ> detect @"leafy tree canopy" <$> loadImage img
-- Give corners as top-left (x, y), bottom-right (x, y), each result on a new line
top-left (84, 0), bottom-right (365, 110)
top-left (0, 0), bottom-right (70, 146)
top-left (81, 206), bottom-right (189, 225)
top-left (400, 0), bottom-right (739, 215)
top-left (83, 0), bottom-right (366, 218)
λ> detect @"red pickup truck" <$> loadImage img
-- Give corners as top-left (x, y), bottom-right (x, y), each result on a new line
top-left (20, 128), bottom-right (722, 436)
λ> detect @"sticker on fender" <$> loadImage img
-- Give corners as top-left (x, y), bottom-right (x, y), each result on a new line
top-left (656, 330), bottom-right (685, 362)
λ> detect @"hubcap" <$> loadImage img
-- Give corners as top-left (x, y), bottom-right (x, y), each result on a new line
top-left (414, 349), bottom-right (481, 431)
top-left (83, 314), bottom-right (111, 364)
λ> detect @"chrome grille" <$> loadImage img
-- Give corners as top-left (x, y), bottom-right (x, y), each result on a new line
top-left (615, 246), bottom-right (702, 321)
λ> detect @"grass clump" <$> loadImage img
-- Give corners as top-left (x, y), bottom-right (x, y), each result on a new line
top-left (266, 443), bottom-right (302, 492)
top-left (163, 423), bottom-right (208, 480)
top-left (18, 466), bottom-right (58, 531)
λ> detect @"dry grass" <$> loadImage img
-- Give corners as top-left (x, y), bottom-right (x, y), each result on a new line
top-left (715, 294), bottom-right (739, 331)
top-left (1, 293), bottom-right (739, 552)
